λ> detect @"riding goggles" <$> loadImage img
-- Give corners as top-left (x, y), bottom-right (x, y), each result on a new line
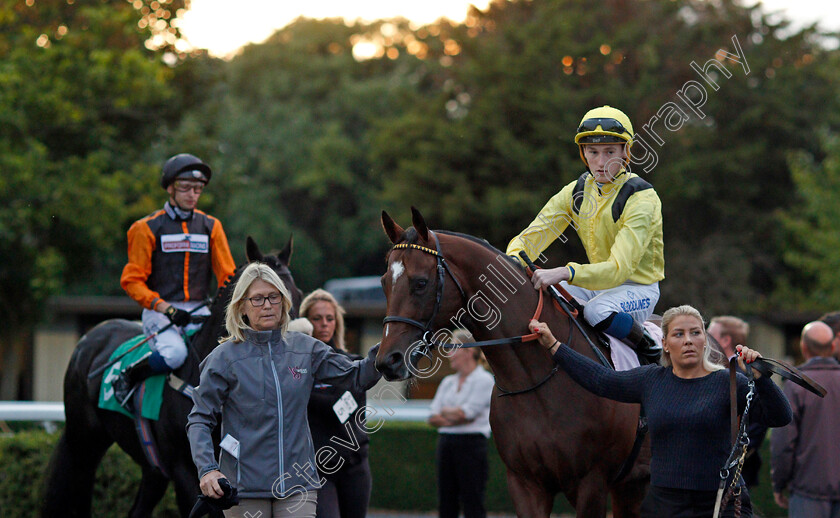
top-left (577, 118), bottom-right (628, 135)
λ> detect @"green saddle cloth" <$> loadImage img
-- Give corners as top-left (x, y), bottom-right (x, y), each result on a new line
top-left (98, 335), bottom-right (167, 420)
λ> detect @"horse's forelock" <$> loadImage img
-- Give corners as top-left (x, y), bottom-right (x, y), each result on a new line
top-left (403, 227), bottom-right (419, 245)
top-left (384, 227), bottom-right (417, 263)
top-left (260, 253), bottom-right (282, 269)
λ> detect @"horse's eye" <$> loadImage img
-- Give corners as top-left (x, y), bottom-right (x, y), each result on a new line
top-left (413, 279), bottom-right (428, 292)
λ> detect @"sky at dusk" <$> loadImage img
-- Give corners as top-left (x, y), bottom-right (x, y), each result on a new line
top-left (177, 0), bottom-right (840, 58)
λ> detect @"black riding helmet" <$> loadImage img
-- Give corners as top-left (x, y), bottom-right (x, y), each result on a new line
top-left (160, 153), bottom-right (212, 189)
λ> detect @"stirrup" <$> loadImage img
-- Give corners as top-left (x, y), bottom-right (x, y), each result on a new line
top-left (118, 385), bottom-right (138, 410)
top-left (113, 375), bottom-right (137, 409)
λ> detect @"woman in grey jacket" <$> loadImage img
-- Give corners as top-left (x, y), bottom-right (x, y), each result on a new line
top-left (187, 262), bottom-right (382, 518)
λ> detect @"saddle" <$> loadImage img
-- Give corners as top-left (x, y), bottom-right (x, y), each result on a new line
top-left (551, 284), bottom-right (662, 369)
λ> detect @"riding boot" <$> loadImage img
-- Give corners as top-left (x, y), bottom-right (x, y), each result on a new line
top-left (622, 321), bottom-right (662, 365)
top-left (112, 356), bottom-right (163, 409)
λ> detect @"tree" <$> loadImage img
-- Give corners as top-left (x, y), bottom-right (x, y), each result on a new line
top-left (166, 0), bottom-right (840, 317)
top-left (775, 132), bottom-right (840, 310)
top-left (369, 0), bottom-right (840, 314)
top-left (168, 18), bottom-right (431, 289)
top-left (0, 0), bottom-right (180, 398)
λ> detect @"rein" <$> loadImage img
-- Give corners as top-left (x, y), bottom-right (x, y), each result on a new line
top-left (751, 357), bottom-right (827, 397)
top-left (517, 252), bottom-right (612, 369)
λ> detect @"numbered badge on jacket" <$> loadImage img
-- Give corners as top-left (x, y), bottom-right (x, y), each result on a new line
top-left (332, 391), bottom-right (358, 424)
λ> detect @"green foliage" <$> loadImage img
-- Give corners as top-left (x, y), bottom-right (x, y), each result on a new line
top-left (368, 422), bottom-right (575, 513)
top-left (367, 0), bottom-right (840, 314)
top-left (167, 18), bottom-right (428, 287)
top-left (0, 430), bottom-right (178, 517)
top-left (5, 0), bottom-right (840, 349)
top-left (775, 133), bottom-right (840, 309)
top-left (1, 426), bottom-right (786, 516)
top-left (0, 1), bottom-right (174, 334)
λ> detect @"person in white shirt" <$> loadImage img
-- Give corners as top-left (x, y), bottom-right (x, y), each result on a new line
top-left (428, 330), bottom-right (495, 518)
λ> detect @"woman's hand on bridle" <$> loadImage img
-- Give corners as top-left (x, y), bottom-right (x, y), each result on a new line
top-left (530, 319), bottom-right (559, 352)
top-left (736, 344), bottom-right (763, 378)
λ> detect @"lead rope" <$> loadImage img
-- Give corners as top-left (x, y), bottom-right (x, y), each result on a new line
top-left (713, 367), bottom-right (755, 518)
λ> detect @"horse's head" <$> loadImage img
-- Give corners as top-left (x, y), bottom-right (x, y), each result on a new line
top-left (246, 235), bottom-right (303, 317)
top-left (376, 207), bottom-right (468, 380)
top-left (189, 235), bottom-right (303, 379)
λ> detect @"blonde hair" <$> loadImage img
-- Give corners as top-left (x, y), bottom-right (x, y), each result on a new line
top-left (223, 262), bottom-right (293, 343)
top-left (300, 289), bottom-right (346, 350)
top-left (660, 305), bottom-right (724, 372)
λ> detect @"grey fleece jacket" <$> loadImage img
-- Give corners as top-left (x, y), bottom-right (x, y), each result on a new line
top-left (186, 329), bottom-right (382, 499)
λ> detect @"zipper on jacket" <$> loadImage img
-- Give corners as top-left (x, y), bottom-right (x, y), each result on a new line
top-left (268, 340), bottom-right (285, 495)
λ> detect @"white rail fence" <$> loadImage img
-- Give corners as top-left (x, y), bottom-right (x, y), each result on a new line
top-left (0, 400), bottom-right (431, 427)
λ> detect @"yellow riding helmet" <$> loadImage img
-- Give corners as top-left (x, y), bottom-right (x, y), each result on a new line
top-left (574, 106), bottom-right (634, 166)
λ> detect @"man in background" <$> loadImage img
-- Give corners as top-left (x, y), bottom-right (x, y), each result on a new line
top-left (819, 310), bottom-right (840, 360)
top-left (771, 321), bottom-right (840, 518)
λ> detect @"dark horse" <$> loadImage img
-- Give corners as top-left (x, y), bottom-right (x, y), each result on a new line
top-left (375, 208), bottom-right (650, 518)
top-left (41, 236), bottom-right (303, 518)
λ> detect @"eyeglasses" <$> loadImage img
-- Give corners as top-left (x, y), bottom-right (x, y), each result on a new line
top-left (247, 293), bottom-right (283, 307)
top-left (173, 181), bottom-right (205, 194)
top-left (577, 118), bottom-right (627, 134)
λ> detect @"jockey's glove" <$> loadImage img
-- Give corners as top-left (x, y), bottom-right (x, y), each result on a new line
top-left (165, 305), bottom-right (192, 327)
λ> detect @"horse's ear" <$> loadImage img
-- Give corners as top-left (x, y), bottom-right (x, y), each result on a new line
top-left (381, 211), bottom-right (404, 244)
top-left (411, 206), bottom-right (429, 242)
top-left (278, 235), bottom-right (293, 266)
top-left (246, 236), bottom-right (263, 262)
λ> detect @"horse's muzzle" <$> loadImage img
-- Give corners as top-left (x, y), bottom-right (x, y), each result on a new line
top-left (376, 348), bottom-right (413, 381)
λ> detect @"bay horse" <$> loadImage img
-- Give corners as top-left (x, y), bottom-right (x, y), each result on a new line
top-left (375, 208), bottom-right (650, 518)
top-left (41, 236), bottom-right (303, 518)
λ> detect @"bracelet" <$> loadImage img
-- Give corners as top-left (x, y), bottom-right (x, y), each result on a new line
top-left (549, 339), bottom-right (559, 352)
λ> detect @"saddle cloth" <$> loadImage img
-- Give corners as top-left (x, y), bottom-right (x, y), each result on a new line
top-left (97, 335), bottom-right (166, 420)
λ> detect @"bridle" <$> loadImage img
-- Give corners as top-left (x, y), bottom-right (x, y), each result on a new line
top-left (382, 231), bottom-right (560, 395)
top-left (382, 231), bottom-right (467, 349)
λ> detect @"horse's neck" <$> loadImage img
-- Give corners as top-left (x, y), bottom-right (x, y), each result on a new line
top-left (451, 248), bottom-right (568, 386)
top-left (479, 302), bottom-right (570, 387)
top-left (179, 297), bottom-right (227, 384)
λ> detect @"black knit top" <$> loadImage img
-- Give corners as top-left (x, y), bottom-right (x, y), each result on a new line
top-left (551, 345), bottom-right (792, 490)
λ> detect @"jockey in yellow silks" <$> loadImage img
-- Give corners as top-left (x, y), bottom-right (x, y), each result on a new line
top-left (507, 106), bottom-right (664, 361)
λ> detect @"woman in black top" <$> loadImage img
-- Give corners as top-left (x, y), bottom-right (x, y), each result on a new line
top-left (303, 289), bottom-right (372, 518)
top-left (529, 304), bottom-right (792, 518)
